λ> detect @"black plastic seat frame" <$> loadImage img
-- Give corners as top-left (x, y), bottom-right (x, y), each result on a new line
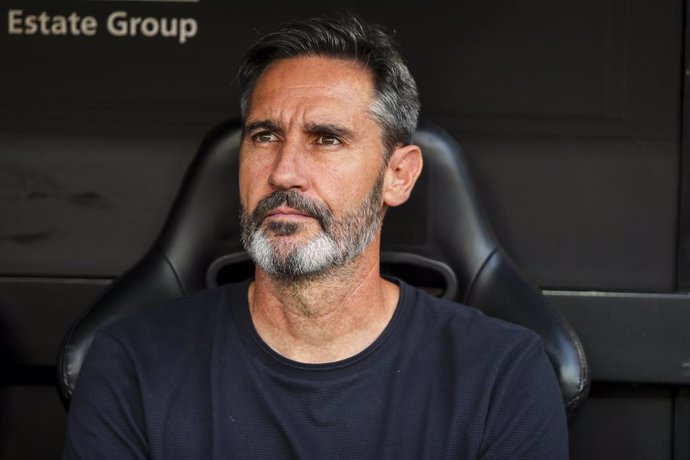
top-left (57, 120), bottom-right (589, 420)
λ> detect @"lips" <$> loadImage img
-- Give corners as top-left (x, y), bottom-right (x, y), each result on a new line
top-left (264, 207), bottom-right (314, 222)
top-left (249, 190), bottom-right (332, 231)
top-left (266, 206), bottom-right (312, 218)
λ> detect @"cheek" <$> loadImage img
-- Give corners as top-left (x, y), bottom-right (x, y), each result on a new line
top-left (238, 158), bottom-right (265, 210)
top-left (316, 171), bottom-right (377, 215)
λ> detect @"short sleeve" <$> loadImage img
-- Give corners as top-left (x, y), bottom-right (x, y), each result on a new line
top-left (63, 330), bottom-right (149, 459)
top-left (479, 335), bottom-right (569, 460)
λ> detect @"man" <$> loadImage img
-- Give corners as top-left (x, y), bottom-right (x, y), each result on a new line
top-left (64, 15), bottom-right (568, 459)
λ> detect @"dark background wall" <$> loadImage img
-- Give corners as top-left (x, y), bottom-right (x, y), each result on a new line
top-left (1, 0), bottom-right (688, 458)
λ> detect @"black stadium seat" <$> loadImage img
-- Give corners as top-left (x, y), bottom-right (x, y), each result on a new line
top-left (57, 120), bottom-right (589, 420)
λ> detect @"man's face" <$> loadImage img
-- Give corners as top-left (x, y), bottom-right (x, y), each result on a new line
top-left (239, 56), bottom-right (389, 279)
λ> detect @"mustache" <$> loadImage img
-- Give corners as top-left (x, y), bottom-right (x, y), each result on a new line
top-left (250, 190), bottom-right (333, 227)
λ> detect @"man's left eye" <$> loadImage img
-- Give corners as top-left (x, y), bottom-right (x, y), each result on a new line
top-left (316, 135), bottom-right (341, 146)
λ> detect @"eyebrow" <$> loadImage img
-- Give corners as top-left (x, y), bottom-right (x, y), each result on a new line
top-left (243, 119), bottom-right (282, 137)
top-left (303, 122), bottom-right (354, 141)
top-left (244, 120), bottom-right (355, 141)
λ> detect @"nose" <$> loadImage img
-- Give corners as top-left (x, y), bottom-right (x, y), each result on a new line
top-left (268, 140), bottom-right (308, 191)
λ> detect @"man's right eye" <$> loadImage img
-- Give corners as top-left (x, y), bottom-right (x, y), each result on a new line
top-left (252, 132), bottom-right (278, 143)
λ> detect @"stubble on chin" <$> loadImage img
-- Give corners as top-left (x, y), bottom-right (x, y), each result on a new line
top-left (265, 220), bottom-right (301, 237)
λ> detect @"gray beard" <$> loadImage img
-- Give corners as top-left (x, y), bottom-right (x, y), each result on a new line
top-left (240, 174), bottom-right (384, 281)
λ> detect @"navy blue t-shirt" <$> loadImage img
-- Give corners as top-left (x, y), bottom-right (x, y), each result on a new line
top-left (64, 279), bottom-right (568, 459)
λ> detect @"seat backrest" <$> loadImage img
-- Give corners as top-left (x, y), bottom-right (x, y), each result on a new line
top-left (57, 120), bottom-right (589, 420)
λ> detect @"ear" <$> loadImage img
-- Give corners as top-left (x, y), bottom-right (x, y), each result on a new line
top-left (382, 144), bottom-right (423, 208)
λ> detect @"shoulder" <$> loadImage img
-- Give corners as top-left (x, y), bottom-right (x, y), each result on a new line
top-left (399, 283), bottom-right (568, 457)
top-left (95, 281), bottom-right (246, 357)
top-left (401, 281), bottom-right (543, 359)
top-left (66, 282), bottom-right (249, 459)
top-left (398, 281), bottom-right (557, 400)
top-left (76, 281), bottom-right (249, 405)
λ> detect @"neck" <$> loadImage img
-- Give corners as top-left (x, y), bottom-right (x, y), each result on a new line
top-left (248, 243), bottom-right (400, 363)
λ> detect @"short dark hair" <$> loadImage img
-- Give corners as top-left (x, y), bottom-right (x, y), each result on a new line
top-left (238, 15), bottom-right (420, 153)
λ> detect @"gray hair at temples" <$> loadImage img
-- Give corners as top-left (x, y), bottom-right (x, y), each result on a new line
top-left (237, 14), bottom-right (420, 155)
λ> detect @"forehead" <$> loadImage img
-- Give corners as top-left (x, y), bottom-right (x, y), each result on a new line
top-left (247, 56), bottom-right (377, 124)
